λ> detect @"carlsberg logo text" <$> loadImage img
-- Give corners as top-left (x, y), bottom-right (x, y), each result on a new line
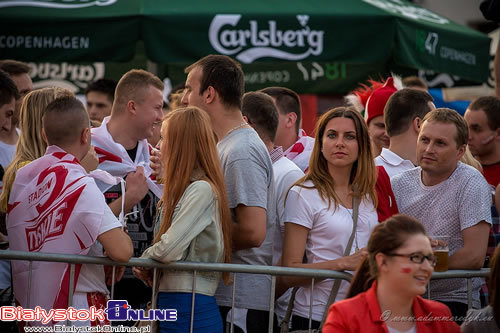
top-left (209, 14), bottom-right (324, 63)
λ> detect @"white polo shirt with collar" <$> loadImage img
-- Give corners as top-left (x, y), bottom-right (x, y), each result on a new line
top-left (375, 148), bottom-right (415, 179)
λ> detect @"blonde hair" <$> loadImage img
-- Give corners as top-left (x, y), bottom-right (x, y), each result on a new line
top-left (113, 69), bottom-right (164, 113)
top-left (0, 87), bottom-right (74, 212)
top-left (292, 106), bottom-right (378, 209)
top-left (153, 107), bottom-right (232, 284)
top-left (461, 145), bottom-right (482, 172)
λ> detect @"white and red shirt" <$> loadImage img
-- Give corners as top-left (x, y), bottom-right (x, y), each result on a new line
top-left (283, 129), bottom-right (315, 172)
top-left (7, 146), bottom-right (120, 323)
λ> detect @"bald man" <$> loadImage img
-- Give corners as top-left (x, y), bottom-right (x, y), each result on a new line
top-left (7, 96), bottom-right (132, 326)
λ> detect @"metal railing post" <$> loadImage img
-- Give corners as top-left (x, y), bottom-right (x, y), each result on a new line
top-left (190, 270), bottom-right (197, 333)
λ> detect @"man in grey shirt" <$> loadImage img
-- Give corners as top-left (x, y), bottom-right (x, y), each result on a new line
top-left (182, 55), bottom-right (276, 333)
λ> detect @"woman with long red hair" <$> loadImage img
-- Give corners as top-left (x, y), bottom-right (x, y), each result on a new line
top-left (133, 106), bottom-right (231, 332)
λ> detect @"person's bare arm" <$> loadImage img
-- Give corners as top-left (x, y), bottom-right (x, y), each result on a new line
top-left (98, 227), bottom-right (133, 262)
top-left (109, 166), bottom-right (149, 216)
top-left (448, 221), bottom-right (490, 269)
top-left (279, 222), bottom-right (367, 288)
top-left (232, 205), bottom-right (267, 251)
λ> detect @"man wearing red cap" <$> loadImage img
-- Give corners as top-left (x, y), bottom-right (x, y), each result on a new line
top-left (364, 77), bottom-right (398, 157)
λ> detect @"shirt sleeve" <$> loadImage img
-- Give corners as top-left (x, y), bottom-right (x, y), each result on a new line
top-left (277, 169), bottom-right (304, 232)
top-left (99, 203), bottom-right (123, 235)
top-left (458, 172), bottom-right (492, 230)
top-left (224, 158), bottom-right (269, 209)
top-left (140, 181), bottom-right (215, 263)
top-left (283, 186), bottom-right (314, 230)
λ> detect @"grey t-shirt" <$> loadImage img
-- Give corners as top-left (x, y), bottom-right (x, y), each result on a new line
top-left (214, 127), bottom-right (276, 311)
top-left (391, 162), bottom-right (492, 308)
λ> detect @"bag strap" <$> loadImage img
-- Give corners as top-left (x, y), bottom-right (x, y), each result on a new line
top-left (318, 190), bottom-right (360, 328)
top-left (280, 188), bottom-right (360, 332)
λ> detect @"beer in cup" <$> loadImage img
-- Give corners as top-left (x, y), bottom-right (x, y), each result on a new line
top-left (431, 236), bottom-right (449, 272)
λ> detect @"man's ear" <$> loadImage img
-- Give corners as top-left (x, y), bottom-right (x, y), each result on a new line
top-left (413, 117), bottom-right (421, 133)
top-left (286, 112), bottom-right (297, 129)
top-left (457, 144), bottom-right (466, 161)
top-left (205, 86), bottom-right (216, 104)
top-left (243, 115), bottom-right (249, 123)
top-left (127, 100), bottom-right (136, 116)
top-left (41, 129), bottom-right (48, 145)
top-left (81, 127), bottom-right (90, 145)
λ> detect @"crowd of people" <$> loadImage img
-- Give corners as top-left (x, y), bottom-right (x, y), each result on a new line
top-left (0, 55), bottom-right (499, 333)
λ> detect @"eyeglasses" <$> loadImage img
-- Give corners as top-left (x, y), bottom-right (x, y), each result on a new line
top-left (387, 252), bottom-right (437, 267)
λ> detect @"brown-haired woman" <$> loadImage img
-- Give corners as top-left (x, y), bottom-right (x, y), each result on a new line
top-left (133, 107), bottom-right (231, 332)
top-left (281, 107), bottom-right (379, 329)
top-left (323, 214), bottom-right (459, 332)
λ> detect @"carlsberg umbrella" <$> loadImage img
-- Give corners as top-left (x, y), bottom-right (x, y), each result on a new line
top-left (0, 0), bottom-right (490, 83)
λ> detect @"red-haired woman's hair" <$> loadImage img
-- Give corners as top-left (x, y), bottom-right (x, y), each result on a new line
top-left (153, 107), bottom-right (232, 284)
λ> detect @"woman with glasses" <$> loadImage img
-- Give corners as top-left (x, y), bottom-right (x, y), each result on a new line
top-left (323, 214), bottom-right (459, 332)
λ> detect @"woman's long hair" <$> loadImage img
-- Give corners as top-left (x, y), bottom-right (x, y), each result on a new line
top-left (346, 214), bottom-right (427, 298)
top-left (489, 245), bottom-right (500, 327)
top-left (0, 87), bottom-right (74, 212)
top-left (152, 107), bottom-right (232, 284)
top-left (291, 106), bottom-right (377, 209)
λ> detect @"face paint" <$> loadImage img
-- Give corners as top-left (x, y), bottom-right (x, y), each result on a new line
top-left (401, 268), bottom-right (411, 274)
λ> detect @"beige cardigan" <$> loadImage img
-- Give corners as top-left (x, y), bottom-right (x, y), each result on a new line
top-left (140, 180), bottom-right (224, 296)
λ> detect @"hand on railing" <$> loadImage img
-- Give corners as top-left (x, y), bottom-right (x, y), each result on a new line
top-left (132, 266), bottom-right (154, 287)
top-left (104, 265), bottom-right (125, 286)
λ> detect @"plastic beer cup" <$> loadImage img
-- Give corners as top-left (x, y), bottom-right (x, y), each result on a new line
top-left (431, 236), bottom-right (449, 272)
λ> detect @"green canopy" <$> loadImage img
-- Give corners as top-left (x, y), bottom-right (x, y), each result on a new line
top-left (0, 0), bottom-right (491, 83)
top-left (0, 0), bottom-right (141, 62)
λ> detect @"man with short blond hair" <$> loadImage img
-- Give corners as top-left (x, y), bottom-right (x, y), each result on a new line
top-left (391, 108), bottom-right (491, 320)
top-left (92, 69), bottom-right (164, 315)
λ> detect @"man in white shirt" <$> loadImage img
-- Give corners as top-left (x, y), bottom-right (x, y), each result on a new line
top-left (260, 87), bottom-right (314, 172)
top-left (391, 108), bottom-right (491, 321)
top-left (375, 88), bottom-right (435, 178)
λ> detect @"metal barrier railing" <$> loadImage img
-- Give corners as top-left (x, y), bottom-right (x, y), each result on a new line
top-left (0, 250), bottom-right (491, 332)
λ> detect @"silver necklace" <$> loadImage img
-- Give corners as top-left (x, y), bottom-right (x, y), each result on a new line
top-left (226, 122), bottom-right (248, 137)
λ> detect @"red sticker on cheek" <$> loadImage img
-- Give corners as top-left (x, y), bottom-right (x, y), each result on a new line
top-left (401, 268), bottom-right (412, 274)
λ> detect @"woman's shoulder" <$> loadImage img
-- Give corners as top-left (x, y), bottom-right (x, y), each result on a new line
top-left (331, 291), bottom-right (369, 312)
top-left (185, 180), bottom-right (215, 198)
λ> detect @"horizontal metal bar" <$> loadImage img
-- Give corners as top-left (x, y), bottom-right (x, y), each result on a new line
top-left (430, 269), bottom-right (490, 279)
top-left (0, 250), bottom-right (490, 280)
top-left (0, 250), bottom-right (353, 280)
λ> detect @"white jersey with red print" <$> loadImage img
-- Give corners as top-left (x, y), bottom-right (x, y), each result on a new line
top-left (283, 129), bottom-right (315, 172)
top-left (6, 146), bottom-right (116, 325)
top-left (91, 117), bottom-right (162, 198)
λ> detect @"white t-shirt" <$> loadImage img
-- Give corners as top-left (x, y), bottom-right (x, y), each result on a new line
top-left (375, 148), bottom-right (414, 179)
top-left (272, 156), bottom-right (304, 322)
top-left (284, 180), bottom-right (378, 322)
top-left (391, 162), bottom-right (492, 308)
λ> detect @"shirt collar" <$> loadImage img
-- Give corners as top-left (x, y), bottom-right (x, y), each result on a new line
top-left (380, 148), bottom-right (413, 167)
top-left (270, 146), bottom-right (284, 164)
